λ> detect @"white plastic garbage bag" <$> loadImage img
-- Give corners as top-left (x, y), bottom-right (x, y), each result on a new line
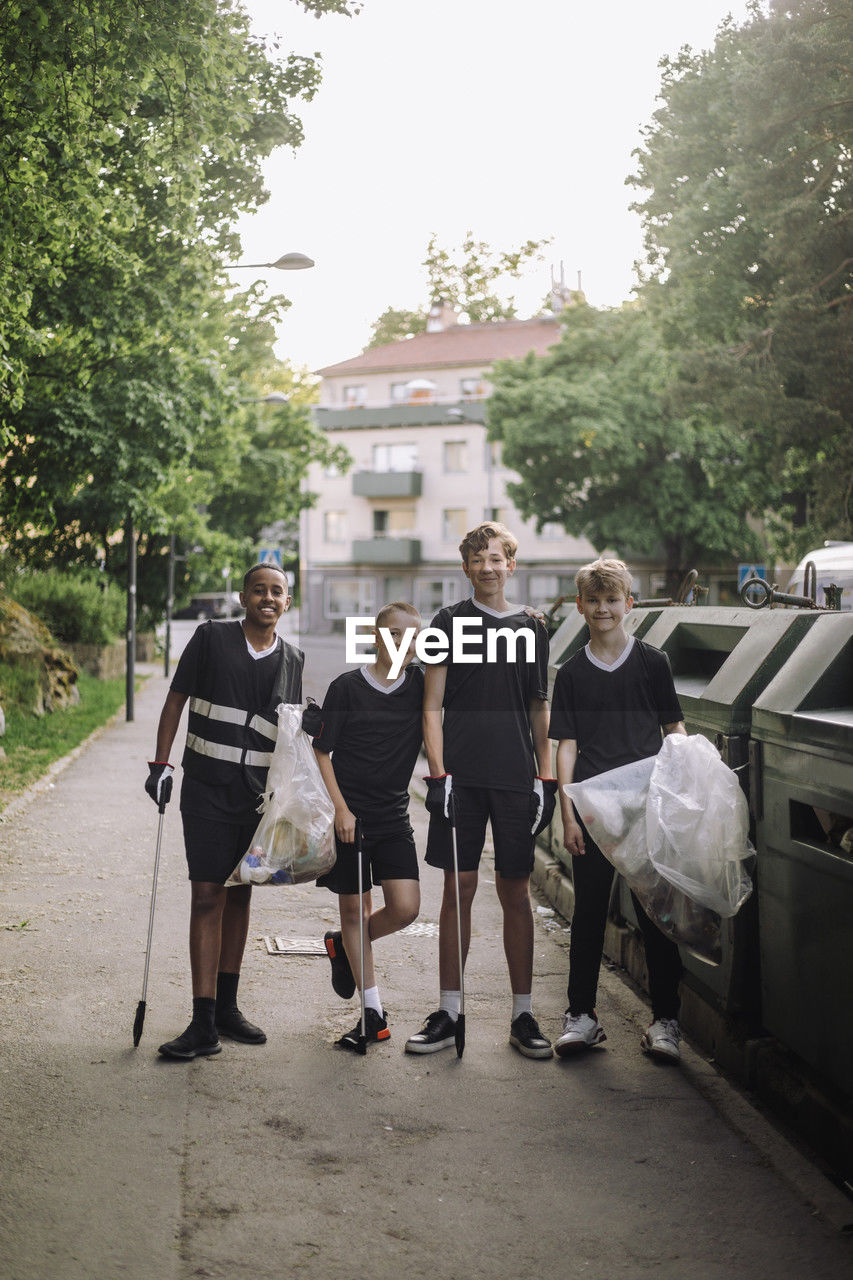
top-left (563, 736), bottom-right (753, 965)
top-left (226, 704), bottom-right (336, 886)
top-left (647, 734), bottom-right (753, 918)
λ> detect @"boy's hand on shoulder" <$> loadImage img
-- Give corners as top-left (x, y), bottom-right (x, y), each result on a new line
top-left (562, 818), bottom-right (586, 857)
top-left (334, 806), bottom-right (357, 845)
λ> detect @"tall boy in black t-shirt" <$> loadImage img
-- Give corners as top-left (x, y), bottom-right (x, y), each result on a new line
top-left (404, 522), bottom-right (557, 1060)
top-left (311, 603), bottom-right (424, 1051)
top-left (550, 557), bottom-right (687, 1062)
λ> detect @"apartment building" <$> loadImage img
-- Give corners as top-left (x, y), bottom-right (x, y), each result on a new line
top-left (300, 307), bottom-right (597, 632)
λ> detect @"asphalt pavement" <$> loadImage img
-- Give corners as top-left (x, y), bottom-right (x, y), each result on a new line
top-left (1, 623), bottom-right (852, 1279)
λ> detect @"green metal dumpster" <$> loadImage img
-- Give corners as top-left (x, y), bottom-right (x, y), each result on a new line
top-left (613, 605), bottom-right (820, 1015)
top-left (751, 612), bottom-right (853, 1096)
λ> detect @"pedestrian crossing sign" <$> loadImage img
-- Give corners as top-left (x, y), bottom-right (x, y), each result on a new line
top-left (258, 547), bottom-right (283, 568)
top-left (738, 563), bottom-right (766, 587)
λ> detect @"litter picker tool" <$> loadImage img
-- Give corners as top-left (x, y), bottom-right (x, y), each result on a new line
top-left (133, 768), bottom-right (173, 1046)
top-left (448, 790), bottom-right (465, 1058)
top-left (355, 819), bottom-right (367, 1056)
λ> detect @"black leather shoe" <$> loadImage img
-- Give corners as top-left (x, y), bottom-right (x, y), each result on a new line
top-left (215, 1008), bottom-right (267, 1044)
top-left (158, 1023), bottom-right (222, 1060)
top-left (404, 1009), bottom-right (457, 1055)
top-left (336, 1007), bottom-right (390, 1051)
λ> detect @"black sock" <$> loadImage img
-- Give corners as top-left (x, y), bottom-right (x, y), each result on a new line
top-left (216, 971), bottom-right (240, 1013)
top-left (192, 996), bottom-right (217, 1035)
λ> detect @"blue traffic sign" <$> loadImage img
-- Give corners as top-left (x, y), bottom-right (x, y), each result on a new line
top-left (258, 547), bottom-right (283, 568)
top-left (738, 563), bottom-right (766, 587)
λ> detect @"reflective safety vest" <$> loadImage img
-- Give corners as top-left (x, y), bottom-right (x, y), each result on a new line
top-left (180, 621), bottom-right (304, 798)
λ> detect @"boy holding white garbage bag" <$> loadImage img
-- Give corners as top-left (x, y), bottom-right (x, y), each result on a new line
top-left (550, 558), bottom-right (687, 1062)
top-left (145, 563), bottom-right (303, 1060)
top-left (308, 603), bottom-right (424, 1051)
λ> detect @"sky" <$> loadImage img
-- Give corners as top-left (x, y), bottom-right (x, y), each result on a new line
top-left (233, 0), bottom-right (758, 373)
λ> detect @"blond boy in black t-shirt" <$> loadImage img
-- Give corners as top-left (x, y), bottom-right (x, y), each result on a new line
top-left (404, 522), bottom-right (557, 1060)
top-left (550, 557), bottom-right (687, 1062)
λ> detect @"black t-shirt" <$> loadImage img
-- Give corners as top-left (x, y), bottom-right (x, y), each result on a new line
top-left (171, 624), bottom-right (285, 822)
top-left (549, 637), bottom-right (683, 782)
top-left (432, 599), bottom-right (549, 792)
top-left (312, 665), bottom-right (425, 836)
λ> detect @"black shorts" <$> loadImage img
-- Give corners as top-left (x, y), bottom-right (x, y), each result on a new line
top-left (181, 813), bottom-right (258, 884)
top-left (425, 786), bottom-right (536, 880)
top-left (317, 829), bottom-right (419, 896)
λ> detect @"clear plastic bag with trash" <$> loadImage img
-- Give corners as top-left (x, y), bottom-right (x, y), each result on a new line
top-left (563, 735), bottom-right (754, 965)
top-left (225, 704), bottom-right (336, 886)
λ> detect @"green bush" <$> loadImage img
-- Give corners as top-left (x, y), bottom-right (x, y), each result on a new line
top-left (10, 569), bottom-right (125, 646)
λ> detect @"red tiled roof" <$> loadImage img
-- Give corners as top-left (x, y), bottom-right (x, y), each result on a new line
top-left (316, 316), bottom-right (562, 376)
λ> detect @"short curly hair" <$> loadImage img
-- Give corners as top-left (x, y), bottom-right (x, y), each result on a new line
top-left (458, 521), bottom-right (518, 564)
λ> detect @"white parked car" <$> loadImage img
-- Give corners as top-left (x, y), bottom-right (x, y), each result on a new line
top-left (786, 542), bottom-right (853, 611)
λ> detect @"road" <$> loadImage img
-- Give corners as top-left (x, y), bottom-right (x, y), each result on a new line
top-left (1, 625), bottom-right (851, 1279)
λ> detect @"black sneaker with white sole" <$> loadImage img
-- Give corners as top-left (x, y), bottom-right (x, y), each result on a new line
top-left (509, 1012), bottom-right (553, 1059)
top-left (336, 1007), bottom-right (390, 1051)
top-left (404, 1009), bottom-right (457, 1055)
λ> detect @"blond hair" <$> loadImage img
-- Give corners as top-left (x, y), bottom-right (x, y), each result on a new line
top-left (575, 557), bottom-right (633, 599)
top-left (458, 521), bottom-right (518, 565)
top-left (375, 600), bottom-right (421, 629)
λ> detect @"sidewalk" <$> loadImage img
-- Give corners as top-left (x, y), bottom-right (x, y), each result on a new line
top-left (0, 667), bottom-right (851, 1280)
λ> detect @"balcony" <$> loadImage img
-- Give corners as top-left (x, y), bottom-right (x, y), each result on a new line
top-left (314, 402), bottom-right (486, 431)
top-left (352, 537), bottom-right (422, 565)
top-left (352, 470), bottom-right (423, 498)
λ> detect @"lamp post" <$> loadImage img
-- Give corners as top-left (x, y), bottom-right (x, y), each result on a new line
top-left (226, 252), bottom-right (314, 271)
top-left (125, 513), bottom-right (136, 721)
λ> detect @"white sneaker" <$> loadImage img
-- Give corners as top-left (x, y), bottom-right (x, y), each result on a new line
top-left (554, 1011), bottom-right (607, 1057)
top-left (641, 1018), bottom-right (681, 1062)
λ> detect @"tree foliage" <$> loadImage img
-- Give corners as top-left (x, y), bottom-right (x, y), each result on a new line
top-left (629, 0), bottom-right (852, 551)
top-left (366, 231), bottom-right (552, 346)
top-left (488, 304), bottom-right (764, 591)
top-left (0, 0), bottom-right (355, 617)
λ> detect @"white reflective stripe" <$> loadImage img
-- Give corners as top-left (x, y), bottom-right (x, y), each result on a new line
top-left (189, 697), bottom-right (247, 727)
top-left (185, 733), bottom-right (273, 768)
top-left (249, 713), bottom-right (278, 741)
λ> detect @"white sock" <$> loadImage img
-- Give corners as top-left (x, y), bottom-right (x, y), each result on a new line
top-left (512, 993), bottom-right (532, 1020)
top-left (439, 989), bottom-right (461, 1021)
top-left (363, 986), bottom-right (382, 1015)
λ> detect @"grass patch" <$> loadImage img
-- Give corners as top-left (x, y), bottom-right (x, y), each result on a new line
top-left (0, 670), bottom-right (131, 809)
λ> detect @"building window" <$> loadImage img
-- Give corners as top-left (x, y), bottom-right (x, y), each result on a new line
top-left (323, 510), bottom-right (347, 543)
top-left (383, 575), bottom-right (411, 602)
top-left (539, 522), bottom-right (564, 540)
top-left (325, 577), bottom-right (376, 619)
top-left (343, 385), bottom-right (367, 407)
top-left (415, 578), bottom-right (460, 614)
top-left (442, 508), bottom-right (468, 541)
top-left (373, 442), bottom-right (419, 472)
top-left (390, 382), bottom-right (408, 403)
top-left (460, 377), bottom-right (485, 400)
top-left (484, 506), bottom-right (513, 525)
top-left (528, 573), bottom-right (577, 604)
top-left (373, 507), bottom-right (416, 535)
top-left (443, 441), bottom-right (469, 473)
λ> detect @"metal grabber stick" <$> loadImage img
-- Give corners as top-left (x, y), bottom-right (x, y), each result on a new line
top-left (449, 790), bottom-right (465, 1058)
top-left (133, 776), bottom-right (172, 1046)
top-left (355, 819), bottom-right (367, 1056)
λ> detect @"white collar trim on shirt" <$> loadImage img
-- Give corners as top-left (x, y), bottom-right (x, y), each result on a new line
top-left (360, 665), bottom-right (405, 695)
top-left (471, 599), bottom-right (523, 619)
top-left (584, 634), bottom-right (635, 672)
top-left (245, 634), bottom-right (280, 661)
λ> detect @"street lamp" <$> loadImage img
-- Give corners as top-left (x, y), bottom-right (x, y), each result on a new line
top-left (227, 252), bottom-right (315, 270)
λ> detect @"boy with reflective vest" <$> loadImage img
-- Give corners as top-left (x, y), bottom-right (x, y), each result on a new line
top-left (144, 563), bottom-right (303, 1059)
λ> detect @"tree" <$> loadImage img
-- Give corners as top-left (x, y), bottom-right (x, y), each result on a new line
top-left (488, 304), bottom-right (766, 593)
top-left (0, 0), bottom-right (358, 616)
top-left (629, 0), bottom-right (852, 553)
top-left (365, 231), bottom-right (552, 346)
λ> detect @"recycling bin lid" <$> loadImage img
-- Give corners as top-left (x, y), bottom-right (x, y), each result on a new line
top-left (752, 612), bottom-right (853, 756)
